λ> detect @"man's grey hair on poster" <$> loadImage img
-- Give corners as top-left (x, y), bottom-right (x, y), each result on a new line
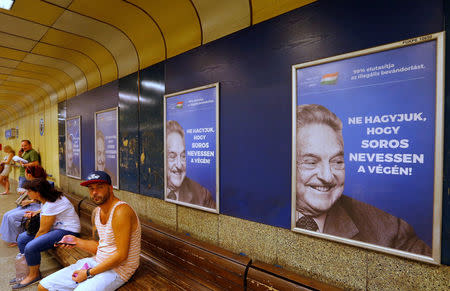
top-left (296, 104), bottom-right (343, 134)
top-left (166, 120), bottom-right (185, 140)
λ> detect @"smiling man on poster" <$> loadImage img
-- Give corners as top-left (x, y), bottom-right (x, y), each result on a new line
top-left (66, 134), bottom-right (80, 178)
top-left (295, 104), bottom-right (431, 256)
top-left (166, 120), bottom-right (216, 209)
top-left (96, 130), bottom-right (117, 187)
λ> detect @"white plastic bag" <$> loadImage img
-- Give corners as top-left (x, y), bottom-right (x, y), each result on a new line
top-left (15, 253), bottom-right (29, 282)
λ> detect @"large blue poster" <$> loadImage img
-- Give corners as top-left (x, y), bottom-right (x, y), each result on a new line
top-left (95, 108), bottom-right (119, 189)
top-left (165, 83), bottom-right (219, 212)
top-left (66, 116), bottom-right (81, 179)
top-left (293, 34), bottom-right (443, 263)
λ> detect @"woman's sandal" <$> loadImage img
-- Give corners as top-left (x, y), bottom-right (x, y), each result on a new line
top-left (11, 275), bottom-right (42, 289)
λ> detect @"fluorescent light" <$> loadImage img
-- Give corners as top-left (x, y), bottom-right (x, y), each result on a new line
top-left (141, 80), bottom-right (164, 92)
top-left (0, 0), bottom-right (14, 10)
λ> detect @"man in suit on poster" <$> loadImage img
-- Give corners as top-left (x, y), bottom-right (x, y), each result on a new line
top-left (295, 104), bottom-right (431, 256)
top-left (166, 120), bottom-right (216, 209)
top-left (66, 134), bottom-right (80, 177)
top-left (96, 130), bottom-right (116, 186)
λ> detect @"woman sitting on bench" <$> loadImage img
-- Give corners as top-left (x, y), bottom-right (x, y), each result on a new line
top-left (0, 165), bottom-right (48, 247)
top-left (11, 178), bottom-right (80, 289)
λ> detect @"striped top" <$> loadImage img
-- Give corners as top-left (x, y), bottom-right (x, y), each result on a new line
top-left (94, 201), bottom-right (141, 281)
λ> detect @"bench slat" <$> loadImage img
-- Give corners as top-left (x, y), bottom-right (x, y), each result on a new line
top-left (119, 258), bottom-right (187, 291)
top-left (142, 225), bottom-right (248, 288)
top-left (248, 261), bottom-right (341, 291)
top-left (247, 267), bottom-right (315, 291)
top-left (139, 253), bottom-right (212, 290)
top-left (141, 242), bottom-right (244, 290)
top-left (145, 221), bottom-right (247, 264)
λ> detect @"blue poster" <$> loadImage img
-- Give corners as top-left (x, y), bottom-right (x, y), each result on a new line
top-left (294, 38), bottom-right (442, 259)
top-left (165, 84), bottom-right (218, 212)
top-left (95, 108), bottom-right (118, 188)
top-left (66, 116), bottom-right (81, 179)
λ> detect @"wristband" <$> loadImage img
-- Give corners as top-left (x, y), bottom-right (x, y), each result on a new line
top-left (86, 268), bottom-right (94, 279)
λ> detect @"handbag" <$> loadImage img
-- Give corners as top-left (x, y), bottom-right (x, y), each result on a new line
top-left (20, 214), bottom-right (40, 236)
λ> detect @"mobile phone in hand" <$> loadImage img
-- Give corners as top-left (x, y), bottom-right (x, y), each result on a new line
top-left (55, 241), bottom-right (76, 246)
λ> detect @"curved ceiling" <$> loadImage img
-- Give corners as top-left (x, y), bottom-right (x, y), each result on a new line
top-left (0, 0), bottom-right (316, 124)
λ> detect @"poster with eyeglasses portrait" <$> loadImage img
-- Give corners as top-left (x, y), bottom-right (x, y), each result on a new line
top-left (292, 33), bottom-right (444, 264)
top-left (66, 116), bottom-right (81, 179)
top-left (95, 107), bottom-right (119, 189)
top-left (164, 83), bottom-right (219, 213)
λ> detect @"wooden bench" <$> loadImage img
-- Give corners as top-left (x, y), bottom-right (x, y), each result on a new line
top-left (51, 192), bottom-right (250, 290)
top-left (247, 260), bottom-right (341, 291)
top-left (49, 192), bottom-right (340, 290)
top-left (48, 193), bottom-right (93, 266)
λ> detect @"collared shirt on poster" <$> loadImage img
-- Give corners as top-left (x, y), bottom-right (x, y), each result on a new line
top-left (296, 211), bottom-right (327, 233)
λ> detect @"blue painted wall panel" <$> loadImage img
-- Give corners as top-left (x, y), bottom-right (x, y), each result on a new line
top-left (67, 81), bottom-right (119, 179)
top-left (119, 72), bottom-right (140, 193)
top-left (165, 0), bottom-right (444, 228)
top-left (63, 0), bottom-right (449, 264)
top-left (139, 62), bottom-right (165, 198)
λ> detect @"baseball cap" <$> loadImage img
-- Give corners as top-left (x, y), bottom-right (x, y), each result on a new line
top-left (80, 171), bottom-right (112, 186)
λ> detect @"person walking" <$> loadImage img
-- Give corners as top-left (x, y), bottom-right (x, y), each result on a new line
top-left (0, 145), bottom-right (15, 194)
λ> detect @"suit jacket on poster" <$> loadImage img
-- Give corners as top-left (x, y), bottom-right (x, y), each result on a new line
top-left (322, 195), bottom-right (432, 256)
top-left (67, 165), bottom-right (80, 178)
top-left (177, 177), bottom-right (216, 209)
top-left (102, 168), bottom-right (116, 187)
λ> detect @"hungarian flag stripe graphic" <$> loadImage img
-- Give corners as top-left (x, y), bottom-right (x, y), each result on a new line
top-left (320, 72), bottom-right (338, 84)
top-left (176, 101), bottom-right (183, 108)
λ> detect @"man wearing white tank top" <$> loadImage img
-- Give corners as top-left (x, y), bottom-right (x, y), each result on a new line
top-left (38, 171), bottom-right (141, 291)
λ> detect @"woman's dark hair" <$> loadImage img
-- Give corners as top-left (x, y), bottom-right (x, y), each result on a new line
top-left (25, 165), bottom-right (47, 179)
top-left (22, 178), bottom-right (62, 202)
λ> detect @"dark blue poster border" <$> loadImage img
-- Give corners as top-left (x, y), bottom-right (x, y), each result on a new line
top-left (164, 83), bottom-right (219, 213)
top-left (292, 33), bottom-right (444, 264)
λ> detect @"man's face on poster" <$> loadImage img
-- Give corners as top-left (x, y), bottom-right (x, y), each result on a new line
top-left (167, 132), bottom-right (186, 190)
top-left (96, 136), bottom-right (106, 171)
top-left (296, 123), bottom-right (345, 217)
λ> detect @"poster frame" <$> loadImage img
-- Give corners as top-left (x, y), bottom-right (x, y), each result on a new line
top-left (94, 107), bottom-right (119, 189)
top-left (291, 32), bottom-right (444, 264)
top-left (164, 82), bottom-right (220, 214)
top-left (65, 115), bottom-right (81, 179)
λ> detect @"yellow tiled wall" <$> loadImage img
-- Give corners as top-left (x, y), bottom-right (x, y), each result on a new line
top-left (0, 101), bottom-right (59, 186)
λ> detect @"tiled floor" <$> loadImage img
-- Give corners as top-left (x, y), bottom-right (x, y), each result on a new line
top-left (0, 187), bottom-right (62, 290)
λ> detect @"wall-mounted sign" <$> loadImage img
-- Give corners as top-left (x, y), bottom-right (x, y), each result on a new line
top-left (95, 107), bottom-right (119, 189)
top-left (292, 33), bottom-right (444, 264)
top-left (39, 118), bottom-right (45, 136)
top-left (5, 128), bottom-right (18, 139)
top-left (164, 83), bottom-right (219, 213)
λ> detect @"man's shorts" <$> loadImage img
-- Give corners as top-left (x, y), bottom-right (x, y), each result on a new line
top-left (39, 257), bottom-right (125, 291)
